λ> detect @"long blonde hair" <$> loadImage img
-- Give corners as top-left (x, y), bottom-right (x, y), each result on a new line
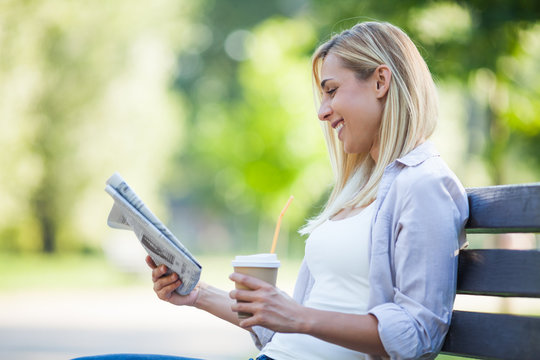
top-left (301, 21), bottom-right (438, 234)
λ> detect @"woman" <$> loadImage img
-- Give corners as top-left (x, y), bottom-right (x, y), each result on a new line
top-left (149, 21), bottom-right (468, 360)
top-left (77, 21), bottom-right (468, 360)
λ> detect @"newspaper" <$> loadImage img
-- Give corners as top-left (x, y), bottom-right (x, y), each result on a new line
top-left (105, 172), bottom-right (201, 295)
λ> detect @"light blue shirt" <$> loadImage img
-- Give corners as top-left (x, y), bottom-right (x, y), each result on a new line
top-left (251, 141), bottom-right (469, 360)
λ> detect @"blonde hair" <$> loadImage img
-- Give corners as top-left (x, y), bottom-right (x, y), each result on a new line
top-left (301, 21), bottom-right (438, 234)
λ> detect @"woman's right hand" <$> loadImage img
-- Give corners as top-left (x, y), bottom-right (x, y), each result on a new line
top-left (145, 255), bottom-right (200, 306)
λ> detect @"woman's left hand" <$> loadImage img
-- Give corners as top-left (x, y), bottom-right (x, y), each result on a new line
top-left (229, 272), bottom-right (307, 332)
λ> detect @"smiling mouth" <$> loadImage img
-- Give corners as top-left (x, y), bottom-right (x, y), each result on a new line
top-left (331, 119), bottom-right (344, 129)
top-left (332, 119), bottom-right (344, 135)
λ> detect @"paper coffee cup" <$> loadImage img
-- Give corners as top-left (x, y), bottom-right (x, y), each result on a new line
top-left (232, 253), bottom-right (280, 319)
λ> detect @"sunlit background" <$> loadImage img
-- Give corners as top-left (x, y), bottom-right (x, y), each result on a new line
top-left (1, 1), bottom-right (539, 359)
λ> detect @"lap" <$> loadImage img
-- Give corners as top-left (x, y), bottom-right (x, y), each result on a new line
top-left (72, 354), bottom-right (203, 360)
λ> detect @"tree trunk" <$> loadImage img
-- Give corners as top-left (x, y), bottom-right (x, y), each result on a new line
top-left (32, 176), bottom-right (58, 253)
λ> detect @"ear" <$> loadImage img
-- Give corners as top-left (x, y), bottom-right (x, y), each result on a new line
top-left (374, 65), bottom-right (391, 99)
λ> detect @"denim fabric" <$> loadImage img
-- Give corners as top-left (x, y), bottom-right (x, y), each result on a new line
top-left (249, 355), bottom-right (274, 360)
top-left (71, 354), bottom-right (202, 360)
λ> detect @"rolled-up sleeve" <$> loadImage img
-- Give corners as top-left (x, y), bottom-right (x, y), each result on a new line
top-left (369, 167), bottom-right (468, 360)
top-left (250, 325), bottom-right (276, 350)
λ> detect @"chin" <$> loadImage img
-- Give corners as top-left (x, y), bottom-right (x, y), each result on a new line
top-left (343, 148), bottom-right (362, 154)
top-left (343, 144), bottom-right (371, 155)
top-left (343, 144), bottom-right (362, 154)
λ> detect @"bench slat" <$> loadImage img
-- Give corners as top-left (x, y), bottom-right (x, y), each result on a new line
top-left (466, 183), bottom-right (540, 233)
top-left (441, 183), bottom-right (540, 359)
top-left (441, 310), bottom-right (540, 360)
top-left (456, 249), bottom-right (540, 297)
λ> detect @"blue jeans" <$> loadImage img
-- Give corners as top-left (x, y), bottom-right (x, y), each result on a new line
top-left (72, 353), bottom-right (273, 360)
top-left (72, 355), bottom-right (202, 360)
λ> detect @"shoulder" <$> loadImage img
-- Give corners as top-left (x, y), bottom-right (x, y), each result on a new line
top-left (389, 156), bottom-right (468, 214)
top-left (395, 156), bottom-right (463, 194)
top-left (389, 141), bottom-right (463, 195)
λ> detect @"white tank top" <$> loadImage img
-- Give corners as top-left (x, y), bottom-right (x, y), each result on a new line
top-left (261, 202), bottom-right (375, 360)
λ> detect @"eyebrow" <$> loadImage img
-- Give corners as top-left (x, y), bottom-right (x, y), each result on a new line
top-left (320, 78), bottom-right (333, 89)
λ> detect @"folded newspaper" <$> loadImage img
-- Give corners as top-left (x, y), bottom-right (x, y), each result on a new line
top-left (105, 172), bottom-right (201, 295)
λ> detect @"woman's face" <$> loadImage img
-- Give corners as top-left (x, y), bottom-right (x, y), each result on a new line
top-left (318, 53), bottom-right (386, 160)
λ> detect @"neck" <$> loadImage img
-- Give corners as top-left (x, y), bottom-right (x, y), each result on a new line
top-left (369, 142), bottom-right (379, 164)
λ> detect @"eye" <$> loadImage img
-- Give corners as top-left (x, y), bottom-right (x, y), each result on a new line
top-left (325, 88), bottom-right (337, 96)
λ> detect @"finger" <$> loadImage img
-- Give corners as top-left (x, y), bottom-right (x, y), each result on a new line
top-left (238, 314), bottom-right (260, 329)
top-left (156, 279), bottom-right (182, 301)
top-left (154, 275), bottom-right (181, 299)
top-left (154, 272), bottom-right (178, 291)
top-left (151, 264), bottom-right (170, 282)
top-left (230, 299), bottom-right (257, 319)
top-left (232, 303), bottom-right (262, 329)
top-left (229, 272), bottom-right (269, 291)
top-left (229, 288), bottom-right (263, 303)
top-left (145, 256), bottom-right (157, 269)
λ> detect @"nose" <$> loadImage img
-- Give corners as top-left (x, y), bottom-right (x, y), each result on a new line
top-left (318, 100), bottom-right (332, 122)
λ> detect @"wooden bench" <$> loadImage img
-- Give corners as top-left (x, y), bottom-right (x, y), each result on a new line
top-left (441, 183), bottom-right (540, 359)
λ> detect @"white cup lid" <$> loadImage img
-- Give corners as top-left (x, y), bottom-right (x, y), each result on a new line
top-left (232, 253), bottom-right (280, 268)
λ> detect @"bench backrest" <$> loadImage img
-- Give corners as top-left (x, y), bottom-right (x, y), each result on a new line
top-left (441, 183), bottom-right (540, 359)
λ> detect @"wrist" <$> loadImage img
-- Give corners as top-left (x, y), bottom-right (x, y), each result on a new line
top-left (297, 306), bottom-right (316, 334)
top-left (192, 281), bottom-right (207, 308)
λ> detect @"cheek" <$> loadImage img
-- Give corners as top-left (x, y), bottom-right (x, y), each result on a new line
top-left (350, 99), bottom-right (380, 130)
top-left (360, 97), bottom-right (382, 129)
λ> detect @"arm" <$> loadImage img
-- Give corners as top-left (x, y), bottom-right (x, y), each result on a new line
top-left (302, 308), bottom-right (384, 355)
top-left (368, 170), bottom-right (468, 358)
top-left (146, 256), bottom-right (241, 327)
top-left (194, 282), bottom-right (240, 326)
top-left (229, 169), bottom-right (467, 358)
top-left (229, 273), bottom-right (388, 356)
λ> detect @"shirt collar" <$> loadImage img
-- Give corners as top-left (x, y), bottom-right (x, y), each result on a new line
top-left (395, 140), bottom-right (440, 167)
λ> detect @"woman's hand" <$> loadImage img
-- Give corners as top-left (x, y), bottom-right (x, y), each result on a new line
top-left (229, 272), bottom-right (308, 333)
top-left (230, 271), bottom-right (387, 356)
top-left (145, 255), bottom-right (200, 306)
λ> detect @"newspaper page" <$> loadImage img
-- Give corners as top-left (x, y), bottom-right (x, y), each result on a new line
top-left (105, 172), bottom-right (201, 295)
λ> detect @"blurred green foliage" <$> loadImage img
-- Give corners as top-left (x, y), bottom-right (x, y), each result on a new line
top-left (0, 0), bottom-right (538, 256)
top-left (0, 0), bottom-right (200, 252)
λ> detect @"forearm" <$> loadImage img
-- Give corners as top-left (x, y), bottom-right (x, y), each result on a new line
top-left (230, 272), bottom-right (386, 354)
top-left (299, 307), bottom-right (387, 356)
top-left (194, 282), bottom-right (241, 327)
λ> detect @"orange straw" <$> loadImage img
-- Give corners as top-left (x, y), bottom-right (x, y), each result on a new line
top-left (270, 196), bottom-right (294, 254)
